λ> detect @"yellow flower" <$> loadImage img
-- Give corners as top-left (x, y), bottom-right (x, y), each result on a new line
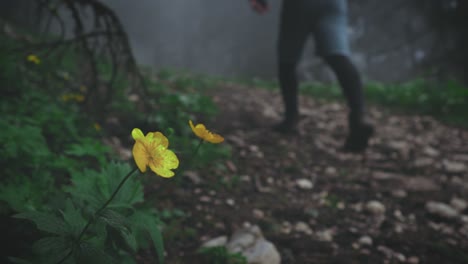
top-left (79, 85), bottom-right (87, 93)
top-left (94, 123), bottom-right (101, 131)
top-left (74, 94), bottom-right (85, 103)
top-left (60, 93), bottom-right (85, 103)
top-left (131, 128), bottom-right (179, 177)
top-left (189, 120), bottom-right (224, 144)
top-left (27, 54), bottom-right (41, 65)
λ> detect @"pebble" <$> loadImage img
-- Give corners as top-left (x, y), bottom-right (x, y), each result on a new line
top-left (407, 256), bottom-right (420, 264)
top-left (296, 178), bottom-right (314, 190)
top-left (450, 197), bottom-right (468, 212)
top-left (325, 167), bottom-right (337, 176)
top-left (294, 221), bottom-right (313, 235)
top-left (358, 236), bottom-right (373, 246)
top-left (366, 200), bottom-right (386, 215)
top-left (443, 160), bottom-right (467, 173)
top-left (199, 196), bottom-right (211, 203)
top-left (200, 236), bottom-right (228, 248)
top-left (316, 229), bottom-right (334, 242)
top-left (226, 198), bottom-right (235, 206)
top-left (426, 201), bottom-right (459, 219)
top-left (253, 209), bottom-right (265, 219)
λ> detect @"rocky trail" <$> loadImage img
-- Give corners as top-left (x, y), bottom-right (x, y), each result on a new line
top-left (144, 84), bottom-right (468, 264)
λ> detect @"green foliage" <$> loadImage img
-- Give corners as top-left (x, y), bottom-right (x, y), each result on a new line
top-left (13, 163), bottom-right (166, 264)
top-left (197, 246), bottom-right (248, 264)
top-left (300, 79), bottom-right (468, 126)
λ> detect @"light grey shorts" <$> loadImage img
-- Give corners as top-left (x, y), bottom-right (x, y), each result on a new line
top-left (278, 0), bottom-right (350, 63)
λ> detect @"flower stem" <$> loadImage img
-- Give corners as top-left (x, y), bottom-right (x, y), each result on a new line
top-left (57, 166), bottom-right (138, 264)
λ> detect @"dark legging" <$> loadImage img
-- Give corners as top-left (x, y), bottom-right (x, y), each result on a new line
top-left (278, 54), bottom-right (365, 126)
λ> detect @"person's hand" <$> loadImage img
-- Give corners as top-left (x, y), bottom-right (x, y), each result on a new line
top-left (249, 0), bottom-right (269, 14)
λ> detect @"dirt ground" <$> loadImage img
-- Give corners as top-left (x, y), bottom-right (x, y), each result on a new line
top-left (144, 84), bottom-right (468, 264)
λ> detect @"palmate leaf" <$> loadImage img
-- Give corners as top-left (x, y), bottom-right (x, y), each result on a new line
top-left (14, 211), bottom-right (69, 236)
top-left (99, 209), bottom-right (137, 252)
top-left (8, 257), bottom-right (34, 264)
top-left (130, 210), bottom-right (165, 264)
top-left (32, 236), bottom-right (73, 264)
top-left (100, 162), bottom-right (144, 206)
top-left (67, 162), bottom-right (143, 210)
top-left (60, 199), bottom-right (87, 237)
top-left (76, 241), bottom-right (116, 264)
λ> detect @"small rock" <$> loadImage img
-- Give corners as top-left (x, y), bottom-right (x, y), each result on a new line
top-left (423, 146), bottom-right (439, 157)
top-left (226, 225), bottom-right (281, 264)
top-left (413, 158), bottom-right (434, 167)
top-left (407, 256), bottom-right (420, 264)
top-left (358, 236), bottom-right (373, 246)
top-left (450, 197), bottom-right (468, 212)
top-left (443, 160), bottom-right (467, 173)
top-left (200, 236), bottom-right (228, 248)
top-left (199, 196), bottom-right (211, 203)
top-left (183, 170), bottom-right (201, 184)
top-left (373, 171), bottom-right (400, 180)
top-left (394, 252), bottom-right (406, 262)
top-left (226, 198), bottom-right (235, 206)
top-left (296, 179), bottom-right (314, 190)
top-left (225, 160), bottom-right (238, 172)
top-left (294, 222), bottom-right (313, 235)
top-left (240, 175), bottom-right (251, 182)
top-left (253, 209), bottom-right (265, 219)
top-left (366, 200), bottom-right (386, 215)
top-left (280, 221), bottom-right (292, 234)
top-left (461, 215), bottom-right (468, 224)
top-left (325, 167), bottom-right (337, 176)
top-left (316, 229), bottom-right (334, 242)
top-left (405, 177), bottom-right (438, 191)
top-left (391, 189), bottom-right (407, 198)
top-left (426, 201), bottom-right (459, 219)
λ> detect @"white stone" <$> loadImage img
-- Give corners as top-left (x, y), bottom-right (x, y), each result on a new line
top-left (226, 198), bottom-right (235, 206)
top-left (243, 239), bottom-right (281, 264)
top-left (316, 229), bottom-right (334, 242)
top-left (199, 196), bottom-right (211, 203)
top-left (443, 160), bottom-right (467, 173)
top-left (425, 201), bottom-right (459, 219)
top-left (253, 209), bottom-right (265, 219)
top-left (325, 167), bottom-right (337, 176)
top-left (226, 225), bottom-right (281, 264)
top-left (365, 200), bottom-right (386, 215)
top-left (407, 256), bottom-right (420, 264)
top-left (200, 236), bottom-right (228, 248)
top-left (294, 221), bottom-right (313, 235)
top-left (450, 198), bottom-right (468, 212)
top-left (296, 179), bottom-right (314, 190)
top-left (358, 236), bottom-right (373, 246)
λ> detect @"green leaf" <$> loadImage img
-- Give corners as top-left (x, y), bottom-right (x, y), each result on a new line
top-left (32, 236), bottom-right (72, 263)
top-left (8, 257), bottom-right (34, 264)
top-left (15, 211), bottom-right (68, 235)
top-left (99, 209), bottom-right (137, 252)
top-left (130, 210), bottom-right (165, 264)
top-left (60, 199), bottom-right (87, 237)
top-left (77, 241), bottom-right (116, 264)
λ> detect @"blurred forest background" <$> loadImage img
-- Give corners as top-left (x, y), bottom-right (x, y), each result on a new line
top-left (2, 0), bottom-right (467, 82)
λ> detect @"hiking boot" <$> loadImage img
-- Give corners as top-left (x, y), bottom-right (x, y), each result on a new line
top-left (272, 116), bottom-right (299, 134)
top-left (343, 121), bottom-right (374, 153)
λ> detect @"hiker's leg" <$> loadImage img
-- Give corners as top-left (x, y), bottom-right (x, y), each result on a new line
top-left (323, 54), bottom-right (365, 125)
top-left (276, 0), bottom-right (310, 132)
top-left (324, 54), bottom-right (373, 152)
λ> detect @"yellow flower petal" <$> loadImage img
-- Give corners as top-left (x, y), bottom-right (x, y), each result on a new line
top-left (132, 128), bottom-right (145, 140)
top-left (132, 141), bottom-right (148, 172)
top-left (189, 120), bottom-right (224, 144)
top-left (131, 128), bottom-right (179, 177)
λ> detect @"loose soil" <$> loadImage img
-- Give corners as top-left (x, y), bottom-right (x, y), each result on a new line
top-left (141, 84), bottom-right (468, 264)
